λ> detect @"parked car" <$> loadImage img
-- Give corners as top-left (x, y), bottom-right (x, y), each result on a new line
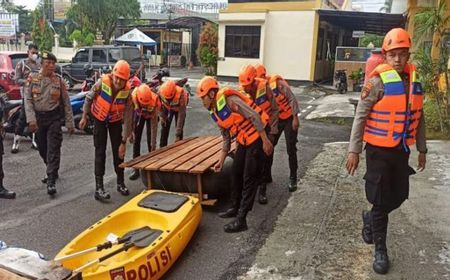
top-left (0, 51), bottom-right (28, 100)
top-left (61, 46), bottom-right (145, 89)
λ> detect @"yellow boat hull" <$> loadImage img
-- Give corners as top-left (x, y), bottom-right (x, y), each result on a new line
top-left (55, 190), bottom-right (202, 280)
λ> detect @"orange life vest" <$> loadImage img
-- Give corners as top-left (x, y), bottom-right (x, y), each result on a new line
top-left (131, 89), bottom-right (160, 119)
top-left (363, 63), bottom-right (423, 149)
top-left (242, 78), bottom-right (271, 116)
top-left (160, 86), bottom-right (186, 112)
top-left (91, 74), bottom-right (131, 123)
top-left (268, 74), bottom-right (293, 120)
top-left (210, 87), bottom-right (269, 146)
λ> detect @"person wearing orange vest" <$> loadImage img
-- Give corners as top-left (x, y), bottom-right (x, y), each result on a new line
top-left (129, 84), bottom-right (161, 180)
top-left (255, 63), bottom-right (300, 194)
top-left (158, 80), bottom-right (188, 147)
top-left (79, 60), bottom-right (134, 201)
top-left (197, 76), bottom-right (274, 233)
top-left (346, 28), bottom-right (427, 274)
top-left (239, 64), bottom-right (279, 205)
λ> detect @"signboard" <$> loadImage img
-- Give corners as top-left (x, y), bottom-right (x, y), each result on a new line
top-left (54, 0), bottom-right (72, 22)
top-left (352, 30), bottom-right (365, 38)
top-left (140, 0), bottom-right (227, 14)
top-left (0, 18), bottom-right (16, 39)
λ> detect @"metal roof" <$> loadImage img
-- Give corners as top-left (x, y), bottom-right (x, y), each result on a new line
top-left (317, 9), bottom-right (406, 35)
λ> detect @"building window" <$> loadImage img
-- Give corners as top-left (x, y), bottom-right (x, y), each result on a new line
top-left (225, 26), bottom-right (261, 58)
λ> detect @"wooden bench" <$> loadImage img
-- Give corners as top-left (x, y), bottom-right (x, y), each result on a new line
top-left (121, 136), bottom-right (235, 205)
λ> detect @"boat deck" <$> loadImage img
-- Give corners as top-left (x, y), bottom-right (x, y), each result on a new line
top-left (121, 136), bottom-right (235, 205)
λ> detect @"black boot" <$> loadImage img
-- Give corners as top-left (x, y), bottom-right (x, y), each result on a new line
top-left (224, 217), bottom-right (248, 233)
top-left (46, 177), bottom-right (57, 196)
top-left (218, 207), bottom-right (238, 218)
top-left (0, 185), bottom-right (16, 199)
top-left (117, 182), bottom-right (129, 196)
top-left (94, 176), bottom-right (110, 201)
top-left (362, 210), bottom-right (373, 244)
top-left (288, 177), bottom-right (297, 192)
top-left (129, 169), bottom-right (140, 181)
top-left (373, 236), bottom-right (389, 274)
top-left (258, 184), bottom-right (268, 204)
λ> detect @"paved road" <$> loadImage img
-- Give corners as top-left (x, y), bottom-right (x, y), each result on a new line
top-left (0, 86), bottom-right (351, 279)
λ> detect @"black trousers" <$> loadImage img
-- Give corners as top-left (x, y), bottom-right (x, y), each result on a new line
top-left (265, 116), bottom-right (298, 182)
top-left (160, 108), bottom-right (180, 148)
top-left (364, 143), bottom-right (416, 241)
top-left (93, 118), bottom-right (124, 182)
top-left (35, 114), bottom-right (63, 178)
top-left (0, 135), bottom-right (4, 182)
top-left (133, 116), bottom-right (152, 158)
top-left (230, 138), bottom-right (264, 219)
top-left (15, 102), bottom-right (27, 135)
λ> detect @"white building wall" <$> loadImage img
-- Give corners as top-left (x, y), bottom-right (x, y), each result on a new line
top-left (263, 11), bottom-right (315, 80)
top-left (217, 10), bottom-right (316, 81)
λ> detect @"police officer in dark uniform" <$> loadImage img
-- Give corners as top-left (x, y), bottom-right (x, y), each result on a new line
top-left (12, 43), bottom-right (40, 153)
top-left (0, 101), bottom-right (16, 199)
top-left (346, 28), bottom-right (427, 274)
top-left (24, 51), bottom-right (74, 196)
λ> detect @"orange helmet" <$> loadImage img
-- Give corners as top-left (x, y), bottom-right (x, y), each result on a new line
top-left (255, 63), bottom-right (266, 78)
top-left (239, 64), bottom-right (257, 86)
top-left (197, 76), bottom-right (219, 97)
top-left (159, 80), bottom-right (177, 99)
top-left (112, 60), bottom-right (130, 80)
top-left (382, 28), bottom-right (411, 53)
top-left (135, 84), bottom-right (157, 107)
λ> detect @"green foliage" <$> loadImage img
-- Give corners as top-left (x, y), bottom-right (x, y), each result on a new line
top-left (66, 0), bottom-right (141, 44)
top-left (69, 29), bottom-right (95, 47)
top-left (359, 33), bottom-right (383, 48)
top-left (348, 68), bottom-right (363, 81)
top-left (31, 8), bottom-right (53, 51)
top-left (197, 23), bottom-right (218, 75)
top-left (0, 3), bottom-right (33, 33)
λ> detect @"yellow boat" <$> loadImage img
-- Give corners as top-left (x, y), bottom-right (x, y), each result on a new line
top-left (55, 190), bottom-right (202, 280)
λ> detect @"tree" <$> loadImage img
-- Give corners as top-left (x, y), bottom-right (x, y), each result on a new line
top-left (413, 1), bottom-right (450, 135)
top-left (69, 29), bottom-right (95, 47)
top-left (66, 0), bottom-right (141, 44)
top-left (31, 8), bottom-right (53, 51)
top-left (0, 1), bottom-right (33, 34)
top-left (359, 33), bottom-right (383, 48)
top-left (197, 23), bottom-right (218, 75)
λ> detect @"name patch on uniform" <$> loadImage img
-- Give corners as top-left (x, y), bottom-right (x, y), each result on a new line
top-left (361, 82), bottom-right (373, 100)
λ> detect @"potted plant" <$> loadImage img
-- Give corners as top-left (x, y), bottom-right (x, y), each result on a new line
top-left (349, 68), bottom-right (364, 92)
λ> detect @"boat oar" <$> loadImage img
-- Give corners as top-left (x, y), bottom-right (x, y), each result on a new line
top-left (71, 227), bottom-right (157, 275)
top-left (54, 226), bottom-right (151, 263)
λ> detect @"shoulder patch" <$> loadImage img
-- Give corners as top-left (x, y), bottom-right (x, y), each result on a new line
top-left (361, 82), bottom-right (373, 100)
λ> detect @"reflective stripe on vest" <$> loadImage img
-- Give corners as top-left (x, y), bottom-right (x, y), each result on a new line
top-left (210, 87), bottom-right (268, 146)
top-left (242, 78), bottom-right (271, 116)
top-left (269, 74), bottom-right (293, 120)
top-left (363, 63), bottom-right (423, 149)
top-left (91, 75), bottom-right (130, 123)
top-left (131, 89), bottom-right (159, 119)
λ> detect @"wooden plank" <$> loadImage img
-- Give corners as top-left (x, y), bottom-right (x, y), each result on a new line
top-left (189, 140), bottom-right (237, 174)
top-left (174, 143), bottom-right (223, 173)
top-left (120, 138), bottom-right (192, 168)
top-left (0, 268), bottom-right (28, 280)
top-left (133, 137), bottom-right (203, 170)
top-left (159, 136), bottom-right (223, 172)
top-left (144, 136), bottom-right (217, 171)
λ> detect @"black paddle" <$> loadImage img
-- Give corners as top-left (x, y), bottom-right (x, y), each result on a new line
top-left (71, 227), bottom-right (158, 275)
top-left (55, 226), bottom-right (151, 263)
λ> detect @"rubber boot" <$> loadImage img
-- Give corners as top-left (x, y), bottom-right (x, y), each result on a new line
top-left (373, 235), bottom-right (389, 274)
top-left (224, 216), bottom-right (248, 233)
top-left (0, 181), bottom-right (16, 199)
top-left (288, 177), bottom-right (297, 192)
top-left (46, 176), bottom-right (57, 196)
top-left (362, 210), bottom-right (373, 244)
top-left (129, 168), bottom-right (140, 181)
top-left (11, 134), bottom-right (20, 153)
top-left (258, 184), bottom-right (268, 204)
top-left (31, 133), bottom-right (38, 150)
top-left (116, 174), bottom-right (129, 196)
top-left (218, 207), bottom-right (238, 218)
top-left (94, 176), bottom-right (110, 201)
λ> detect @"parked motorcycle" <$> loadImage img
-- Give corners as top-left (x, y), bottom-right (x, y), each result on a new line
top-left (334, 69), bottom-right (348, 94)
top-left (80, 66), bottom-right (100, 92)
top-left (145, 68), bottom-right (192, 97)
